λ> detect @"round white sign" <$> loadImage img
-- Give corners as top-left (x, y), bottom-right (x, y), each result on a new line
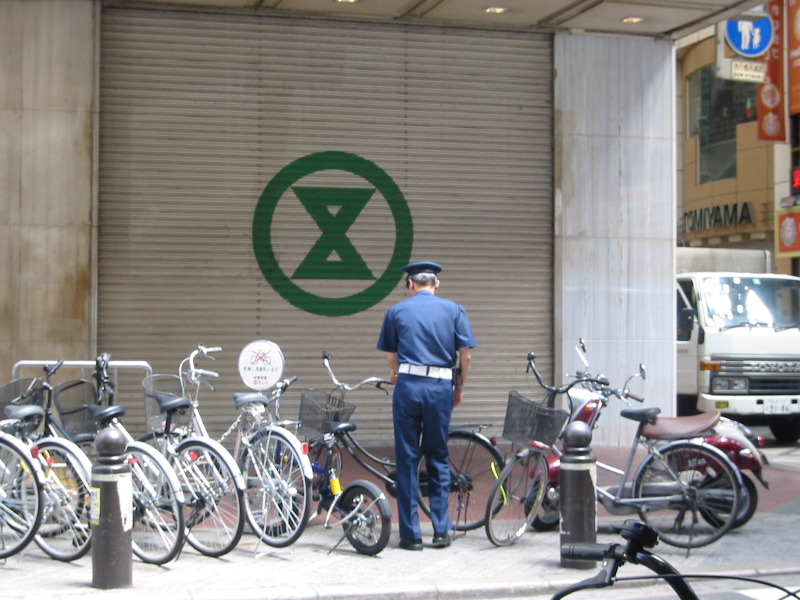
top-left (238, 340), bottom-right (285, 391)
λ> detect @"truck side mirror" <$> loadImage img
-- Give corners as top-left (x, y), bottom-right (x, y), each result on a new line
top-left (677, 307), bottom-right (694, 341)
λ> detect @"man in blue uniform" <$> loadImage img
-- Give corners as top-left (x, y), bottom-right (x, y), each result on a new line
top-left (376, 261), bottom-right (476, 550)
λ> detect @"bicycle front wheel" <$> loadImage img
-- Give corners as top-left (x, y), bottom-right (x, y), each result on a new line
top-left (418, 429), bottom-right (504, 531)
top-left (338, 480), bottom-right (392, 556)
top-left (127, 442), bottom-right (185, 564)
top-left (633, 442), bottom-right (740, 548)
top-left (485, 448), bottom-right (548, 546)
top-left (174, 439), bottom-right (245, 557)
top-left (241, 428), bottom-right (311, 548)
top-left (33, 439), bottom-right (92, 561)
top-left (0, 436), bottom-right (44, 559)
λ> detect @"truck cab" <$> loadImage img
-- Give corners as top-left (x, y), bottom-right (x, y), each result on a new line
top-left (676, 269), bottom-right (800, 443)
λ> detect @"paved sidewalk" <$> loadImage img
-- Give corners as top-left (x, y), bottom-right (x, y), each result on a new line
top-left (4, 445), bottom-right (799, 600)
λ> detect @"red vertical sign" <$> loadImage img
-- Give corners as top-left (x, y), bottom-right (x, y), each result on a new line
top-left (790, 0), bottom-right (800, 114)
top-left (759, 0), bottom-right (787, 141)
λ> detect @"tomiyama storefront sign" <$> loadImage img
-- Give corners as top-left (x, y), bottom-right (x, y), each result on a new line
top-left (252, 152), bottom-right (413, 316)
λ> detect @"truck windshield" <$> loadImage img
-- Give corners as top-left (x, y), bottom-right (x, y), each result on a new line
top-left (699, 276), bottom-right (800, 329)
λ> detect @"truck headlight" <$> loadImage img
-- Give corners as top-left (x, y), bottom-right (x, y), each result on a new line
top-left (711, 377), bottom-right (748, 393)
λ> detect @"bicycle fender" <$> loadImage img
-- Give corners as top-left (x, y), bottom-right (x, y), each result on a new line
top-left (0, 432), bottom-right (46, 485)
top-left (255, 425), bottom-right (313, 480)
top-left (127, 440), bottom-right (186, 504)
top-left (176, 436), bottom-right (246, 491)
top-left (645, 439), bottom-right (744, 488)
top-left (346, 479), bottom-right (393, 518)
top-left (35, 436), bottom-right (92, 482)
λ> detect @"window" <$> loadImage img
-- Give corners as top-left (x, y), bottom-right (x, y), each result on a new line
top-left (686, 65), bottom-right (757, 184)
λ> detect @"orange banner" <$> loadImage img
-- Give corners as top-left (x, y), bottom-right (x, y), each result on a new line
top-left (759, 0), bottom-right (787, 141)
top-left (790, 0), bottom-right (800, 114)
top-left (776, 206), bottom-right (800, 257)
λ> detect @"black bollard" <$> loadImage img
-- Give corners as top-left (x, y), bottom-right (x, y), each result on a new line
top-left (560, 420), bottom-right (597, 569)
top-left (91, 427), bottom-right (132, 589)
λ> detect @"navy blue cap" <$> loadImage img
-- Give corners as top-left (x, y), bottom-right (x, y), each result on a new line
top-left (403, 262), bottom-right (442, 277)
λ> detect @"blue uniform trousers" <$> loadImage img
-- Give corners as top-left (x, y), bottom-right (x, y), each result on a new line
top-left (392, 374), bottom-right (453, 541)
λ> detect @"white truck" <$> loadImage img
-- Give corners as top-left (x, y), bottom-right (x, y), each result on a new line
top-left (676, 247), bottom-right (800, 443)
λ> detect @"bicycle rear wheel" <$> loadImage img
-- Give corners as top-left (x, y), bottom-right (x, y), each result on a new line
top-left (33, 439), bottom-right (92, 561)
top-left (485, 448), bottom-right (548, 546)
top-left (418, 429), bottom-right (504, 531)
top-left (127, 442), bottom-right (185, 564)
top-left (633, 442), bottom-right (740, 548)
top-left (241, 428), bottom-right (311, 548)
top-left (0, 436), bottom-right (44, 559)
top-left (174, 439), bottom-right (245, 557)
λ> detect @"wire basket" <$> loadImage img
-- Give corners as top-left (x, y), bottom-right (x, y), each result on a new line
top-left (298, 388), bottom-right (356, 440)
top-left (53, 379), bottom-right (98, 442)
top-left (0, 378), bottom-right (43, 415)
top-left (502, 390), bottom-right (569, 447)
top-left (142, 374), bottom-right (187, 435)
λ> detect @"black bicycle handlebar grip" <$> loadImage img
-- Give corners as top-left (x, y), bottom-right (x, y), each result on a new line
top-left (628, 392), bottom-right (645, 403)
top-left (561, 543), bottom-right (613, 561)
top-left (322, 351), bottom-right (332, 360)
top-left (286, 375), bottom-right (298, 385)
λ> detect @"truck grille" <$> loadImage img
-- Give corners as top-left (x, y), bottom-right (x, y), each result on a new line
top-left (716, 357), bottom-right (800, 395)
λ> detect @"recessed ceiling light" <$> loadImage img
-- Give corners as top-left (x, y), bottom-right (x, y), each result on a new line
top-left (621, 16), bottom-right (644, 24)
top-left (485, 7), bottom-right (508, 15)
top-left (335, 0), bottom-right (358, 4)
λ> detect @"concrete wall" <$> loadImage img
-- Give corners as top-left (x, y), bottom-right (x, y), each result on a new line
top-left (0, 0), bottom-right (97, 377)
top-left (554, 33), bottom-right (677, 445)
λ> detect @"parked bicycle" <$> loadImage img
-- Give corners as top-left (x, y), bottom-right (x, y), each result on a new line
top-left (141, 346), bottom-right (247, 557)
top-left (0, 363), bottom-right (93, 561)
top-left (52, 354), bottom-right (186, 564)
top-left (483, 362), bottom-right (597, 546)
top-left (0, 414), bottom-right (45, 559)
top-left (526, 345), bottom-right (743, 549)
top-left (554, 519), bottom-right (800, 599)
top-left (144, 343), bottom-right (312, 551)
top-left (313, 351), bottom-right (504, 533)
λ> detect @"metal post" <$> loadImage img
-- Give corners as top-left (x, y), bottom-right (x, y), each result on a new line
top-left (91, 427), bottom-right (132, 589)
top-left (560, 420), bottom-right (597, 569)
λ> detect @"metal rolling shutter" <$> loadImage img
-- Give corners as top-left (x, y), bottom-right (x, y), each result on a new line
top-left (98, 7), bottom-right (553, 446)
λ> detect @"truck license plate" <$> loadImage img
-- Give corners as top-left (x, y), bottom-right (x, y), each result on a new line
top-left (764, 399), bottom-right (791, 414)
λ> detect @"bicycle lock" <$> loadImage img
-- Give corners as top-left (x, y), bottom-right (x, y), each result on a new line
top-left (91, 426), bottom-right (132, 589)
top-left (560, 420), bottom-right (597, 569)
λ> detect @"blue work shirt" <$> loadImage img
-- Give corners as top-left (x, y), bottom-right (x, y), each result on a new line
top-left (376, 290), bottom-right (476, 367)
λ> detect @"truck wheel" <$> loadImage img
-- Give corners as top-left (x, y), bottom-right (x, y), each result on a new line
top-left (769, 416), bottom-right (800, 444)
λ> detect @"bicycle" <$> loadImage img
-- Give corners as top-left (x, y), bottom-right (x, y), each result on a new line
top-left (52, 354), bottom-right (187, 564)
top-left (527, 346), bottom-right (743, 549)
top-left (0, 425), bottom-right (45, 559)
top-left (141, 347), bottom-right (247, 557)
top-left (315, 351), bottom-right (504, 533)
top-left (0, 364), bottom-right (93, 561)
top-left (148, 343), bottom-right (313, 550)
top-left (483, 360), bottom-right (594, 546)
top-left (554, 519), bottom-right (800, 599)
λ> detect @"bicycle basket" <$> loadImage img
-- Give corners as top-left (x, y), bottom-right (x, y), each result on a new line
top-left (0, 378), bottom-right (43, 414)
top-left (142, 374), bottom-right (187, 434)
top-left (502, 391), bottom-right (569, 446)
top-left (298, 388), bottom-right (356, 439)
top-left (53, 379), bottom-right (98, 442)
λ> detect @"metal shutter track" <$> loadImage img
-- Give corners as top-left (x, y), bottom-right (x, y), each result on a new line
top-left (99, 8), bottom-right (553, 445)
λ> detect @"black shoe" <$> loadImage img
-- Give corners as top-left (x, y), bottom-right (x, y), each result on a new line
top-left (431, 532), bottom-right (452, 548)
top-left (398, 538), bottom-right (423, 551)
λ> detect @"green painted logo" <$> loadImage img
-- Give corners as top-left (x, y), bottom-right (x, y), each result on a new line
top-left (252, 151), bottom-right (413, 316)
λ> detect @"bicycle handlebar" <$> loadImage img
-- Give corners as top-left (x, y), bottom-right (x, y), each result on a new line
top-left (321, 351), bottom-right (393, 394)
top-left (561, 542), bottom-right (624, 562)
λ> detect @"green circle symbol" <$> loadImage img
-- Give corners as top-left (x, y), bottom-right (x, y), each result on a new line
top-left (252, 151), bottom-right (413, 317)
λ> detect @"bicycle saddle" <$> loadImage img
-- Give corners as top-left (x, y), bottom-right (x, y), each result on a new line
top-left (147, 392), bottom-right (192, 413)
top-left (641, 410), bottom-right (720, 439)
top-left (233, 392), bottom-right (268, 410)
top-left (323, 421), bottom-right (357, 435)
top-left (4, 403), bottom-right (45, 422)
top-left (87, 403), bottom-right (126, 424)
top-left (620, 407), bottom-right (660, 423)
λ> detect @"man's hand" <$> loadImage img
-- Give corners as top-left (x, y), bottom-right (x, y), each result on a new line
top-left (453, 388), bottom-right (463, 407)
